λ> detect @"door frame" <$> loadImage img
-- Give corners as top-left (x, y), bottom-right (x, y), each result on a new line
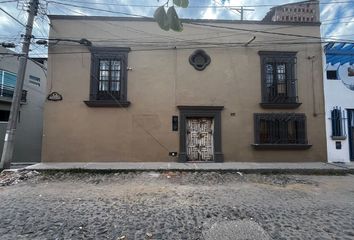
top-left (177, 106), bottom-right (224, 162)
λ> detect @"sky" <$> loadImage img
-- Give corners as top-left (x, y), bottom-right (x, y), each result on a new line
top-left (0, 0), bottom-right (353, 56)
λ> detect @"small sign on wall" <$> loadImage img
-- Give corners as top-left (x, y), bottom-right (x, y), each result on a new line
top-left (335, 141), bottom-right (342, 150)
top-left (172, 116), bottom-right (178, 131)
top-left (47, 92), bottom-right (63, 101)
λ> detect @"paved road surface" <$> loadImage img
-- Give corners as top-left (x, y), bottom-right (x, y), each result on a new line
top-left (0, 171), bottom-right (354, 239)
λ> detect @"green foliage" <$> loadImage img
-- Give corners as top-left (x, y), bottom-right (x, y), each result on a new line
top-left (154, 0), bottom-right (189, 31)
top-left (154, 6), bottom-right (170, 31)
top-left (167, 6), bottom-right (183, 32)
top-left (173, 0), bottom-right (189, 8)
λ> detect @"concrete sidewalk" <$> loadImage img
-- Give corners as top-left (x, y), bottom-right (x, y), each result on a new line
top-left (24, 162), bottom-right (354, 174)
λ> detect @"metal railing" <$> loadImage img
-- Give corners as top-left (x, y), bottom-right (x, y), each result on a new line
top-left (263, 81), bottom-right (298, 104)
top-left (0, 84), bottom-right (27, 102)
top-left (254, 113), bottom-right (307, 144)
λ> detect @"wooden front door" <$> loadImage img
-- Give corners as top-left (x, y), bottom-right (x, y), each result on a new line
top-left (186, 118), bottom-right (214, 161)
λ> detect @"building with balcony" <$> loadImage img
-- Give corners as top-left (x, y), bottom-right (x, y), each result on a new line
top-left (0, 46), bottom-right (47, 164)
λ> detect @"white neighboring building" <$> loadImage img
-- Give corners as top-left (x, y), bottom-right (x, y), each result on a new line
top-left (324, 42), bottom-right (354, 163)
top-left (0, 46), bottom-right (47, 164)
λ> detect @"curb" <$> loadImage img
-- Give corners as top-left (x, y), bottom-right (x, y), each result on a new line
top-left (22, 167), bottom-right (353, 175)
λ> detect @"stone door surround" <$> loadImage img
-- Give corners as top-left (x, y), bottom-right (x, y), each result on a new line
top-left (177, 106), bottom-right (224, 162)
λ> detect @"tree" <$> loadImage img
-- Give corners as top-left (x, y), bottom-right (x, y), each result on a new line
top-left (154, 0), bottom-right (189, 32)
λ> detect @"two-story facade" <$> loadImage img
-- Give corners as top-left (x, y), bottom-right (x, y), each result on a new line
top-left (0, 46), bottom-right (47, 163)
top-left (324, 42), bottom-right (354, 163)
top-left (42, 14), bottom-right (326, 163)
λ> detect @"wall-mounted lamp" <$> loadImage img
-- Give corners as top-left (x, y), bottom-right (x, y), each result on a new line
top-left (36, 38), bottom-right (92, 47)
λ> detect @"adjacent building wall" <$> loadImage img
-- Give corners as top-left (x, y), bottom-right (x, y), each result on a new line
top-left (0, 47), bottom-right (47, 163)
top-left (43, 17), bottom-right (327, 162)
top-left (324, 47), bottom-right (354, 163)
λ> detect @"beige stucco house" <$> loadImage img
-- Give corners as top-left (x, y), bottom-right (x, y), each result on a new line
top-left (43, 14), bottom-right (326, 163)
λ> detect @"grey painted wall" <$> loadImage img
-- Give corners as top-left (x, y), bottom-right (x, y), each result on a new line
top-left (0, 47), bottom-right (47, 163)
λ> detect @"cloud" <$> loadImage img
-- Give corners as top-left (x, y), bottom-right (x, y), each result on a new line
top-left (0, 0), bottom-right (353, 55)
top-left (320, 1), bottom-right (354, 40)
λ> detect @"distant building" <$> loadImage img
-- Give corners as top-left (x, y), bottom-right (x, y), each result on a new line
top-left (263, 0), bottom-right (320, 23)
top-left (0, 46), bottom-right (47, 164)
top-left (324, 42), bottom-right (354, 163)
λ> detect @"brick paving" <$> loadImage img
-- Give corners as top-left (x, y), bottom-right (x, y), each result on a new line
top-left (0, 171), bottom-right (354, 240)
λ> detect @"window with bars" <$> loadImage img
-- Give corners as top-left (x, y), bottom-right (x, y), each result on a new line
top-left (86, 47), bottom-right (131, 107)
top-left (259, 51), bottom-right (298, 107)
top-left (97, 59), bottom-right (121, 99)
top-left (331, 108), bottom-right (346, 139)
top-left (254, 113), bottom-right (308, 145)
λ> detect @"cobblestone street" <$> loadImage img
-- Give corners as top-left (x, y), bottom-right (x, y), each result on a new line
top-left (0, 171), bottom-right (354, 240)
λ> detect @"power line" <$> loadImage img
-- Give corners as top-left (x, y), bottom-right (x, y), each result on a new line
top-left (34, 33), bottom-right (332, 47)
top-left (0, 0), bottom-right (17, 3)
top-left (26, 21), bottom-right (353, 43)
top-left (0, 0), bottom-right (40, 170)
top-left (0, 7), bottom-right (26, 27)
top-left (43, 4), bottom-right (354, 43)
top-left (3, 40), bottom-right (345, 58)
top-left (53, 3), bottom-right (194, 44)
top-left (322, 15), bottom-right (354, 22)
top-left (2, 0), bottom-right (352, 55)
top-left (48, 1), bottom-right (150, 18)
top-left (47, 0), bottom-right (354, 22)
top-left (46, 0), bottom-right (354, 39)
top-left (186, 22), bottom-right (354, 43)
top-left (322, 20), bottom-right (354, 26)
top-left (50, 0), bottom-right (354, 8)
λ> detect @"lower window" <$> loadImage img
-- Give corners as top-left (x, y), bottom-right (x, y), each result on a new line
top-left (254, 113), bottom-right (310, 148)
top-left (0, 110), bottom-right (10, 122)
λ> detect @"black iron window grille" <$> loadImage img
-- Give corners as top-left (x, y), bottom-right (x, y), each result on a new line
top-left (85, 47), bottom-right (131, 108)
top-left (259, 52), bottom-right (299, 108)
top-left (254, 113), bottom-right (308, 145)
top-left (330, 107), bottom-right (347, 139)
top-left (97, 59), bottom-right (121, 100)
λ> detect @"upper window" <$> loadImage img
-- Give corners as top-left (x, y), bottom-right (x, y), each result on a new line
top-left (259, 51), bottom-right (299, 108)
top-left (327, 70), bottom-right (338, 80)
top-left (0, 69), bottom-right (16, 88)
top-left (0, 70), bottom-right (26, 102)
top-left (253, 113), bottom-right (311, 149)
top-left (85, 47), bottom-right (131, 107)
top-left (29, 75), bottom-right (40, 86)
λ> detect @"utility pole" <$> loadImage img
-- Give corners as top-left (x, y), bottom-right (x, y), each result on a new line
top-left (0, 0), bottom-right (39, 170)
top-left (231, 6), bottom-right (254, 21)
